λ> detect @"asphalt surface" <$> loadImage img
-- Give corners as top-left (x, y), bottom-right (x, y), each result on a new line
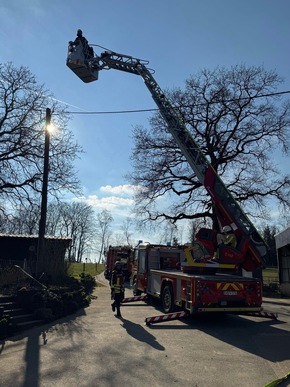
top-left (0, 274), bottom-right (290, 387)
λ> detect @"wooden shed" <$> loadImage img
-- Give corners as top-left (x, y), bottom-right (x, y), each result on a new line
top-left (0, 234), bottom-right (71, 282)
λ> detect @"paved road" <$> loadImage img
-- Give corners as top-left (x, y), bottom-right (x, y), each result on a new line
top-left (0, 274), bottom-right (290, 387)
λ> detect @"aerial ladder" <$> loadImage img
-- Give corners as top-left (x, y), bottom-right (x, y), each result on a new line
top-left (66, 32), bottom-right (268, 273)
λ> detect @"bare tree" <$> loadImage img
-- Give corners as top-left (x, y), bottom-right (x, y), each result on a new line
top-left (0, 200), bottom-right (97, 262)
top-left (159, 221), bottom-right (178, 245)
top-left (52, 202), bottom-right (96, 262)
top-left (128, 65), bottom-right (290, 228)
top-left (280, 213), bottom-right (290, 230)
top-left (261, 224), bottom-right (278, 267)
top-left (187, 218), bottom-right (210, 245)
top-left (0, 202), bottom-right (42, 235)
top-left (96, 209), bottom-right (114, 263)
top-left (13, 204), bottom-right (40, 235)
top-left (0, 62), bottom-right (82, 214)
top-left (111, 233), bottom-right (124, 246)
top-left (47, 202), bottom-right (96, 262)
top-left (46, 202), bottom-right (63, 236)
top-left (121, 217), bottom-right (133, 246)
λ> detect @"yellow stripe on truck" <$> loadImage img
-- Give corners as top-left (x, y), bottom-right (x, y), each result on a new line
top-left (217, 283), bottom-right (244, 291)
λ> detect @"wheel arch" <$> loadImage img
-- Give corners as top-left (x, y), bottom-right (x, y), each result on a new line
top-left (161, 278), bottom-right (175, 295)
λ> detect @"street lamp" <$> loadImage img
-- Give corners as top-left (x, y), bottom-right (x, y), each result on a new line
top-left (36, 108), bottom-right (51, 277)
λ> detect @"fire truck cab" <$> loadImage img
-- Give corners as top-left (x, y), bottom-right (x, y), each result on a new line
top-left (104, 246), bottom-right (133, 281)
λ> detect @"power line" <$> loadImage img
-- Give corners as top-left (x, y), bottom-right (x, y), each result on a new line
top-left (67, 107), bottom-right (157, 115)
top-left (66, 89), bottom-right (290, 116)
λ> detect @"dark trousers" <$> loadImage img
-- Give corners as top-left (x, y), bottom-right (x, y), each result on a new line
top-left (112, 292), bottom-right (124, 316)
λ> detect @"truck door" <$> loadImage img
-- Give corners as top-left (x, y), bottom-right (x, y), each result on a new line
top-left (136, 248), bottom-right (148, 292)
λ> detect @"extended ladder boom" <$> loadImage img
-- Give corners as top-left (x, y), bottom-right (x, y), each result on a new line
top-left (66, 38), bottom-right (268, 271)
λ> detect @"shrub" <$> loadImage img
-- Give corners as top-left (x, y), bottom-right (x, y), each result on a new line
top-left (45, 291), bottom-right (63, 318)
top-left (31, 291), bottom-right (46, 310)
top-left (0, 315), bottom-right (10, 339)
top-left (33, 307), bottom-right (54, 322)
top-left (6, 273), bottom-right (97, 338)
top-left (16, 287), bottom-right (47, 312)
top-left (16, 287), bottom-right (34, 309)
top-left (79, 273), bottom-right (96, 294)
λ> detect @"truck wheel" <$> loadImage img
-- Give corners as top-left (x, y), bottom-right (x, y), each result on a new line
top-left (162, 284), bottom-right (174, 313)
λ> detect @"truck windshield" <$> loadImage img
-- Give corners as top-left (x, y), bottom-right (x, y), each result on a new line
top-left (138, 249), bottom-right (147, 273)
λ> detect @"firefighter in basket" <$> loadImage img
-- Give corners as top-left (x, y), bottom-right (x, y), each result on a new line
top-left (213, 225), bottom-right (237, 261)
top-left (110, 260), bottom-right (125, 318)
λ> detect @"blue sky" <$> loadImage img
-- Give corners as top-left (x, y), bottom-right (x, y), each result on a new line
top-left (1, 0), bottom-right (290, 246)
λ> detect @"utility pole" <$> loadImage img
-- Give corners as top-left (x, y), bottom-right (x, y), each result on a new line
top-left (36, 108), bottom-right (51, 277)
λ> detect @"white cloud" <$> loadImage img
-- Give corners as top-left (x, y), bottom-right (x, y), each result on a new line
top-left (73, 183), bottom-right (139, 219)
top-left (75, 194), bottom-right (134, 211)
top-left (72, 184), bottom-right (191, 253)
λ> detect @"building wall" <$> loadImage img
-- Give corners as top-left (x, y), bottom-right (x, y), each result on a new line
top-left (275, 226), bottom-right (290, 297)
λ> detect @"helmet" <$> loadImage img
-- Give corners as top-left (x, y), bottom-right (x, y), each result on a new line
top-left (223, 225), bottom-right (232, 233)
top-left (114, 261), bottom-right (121, 269)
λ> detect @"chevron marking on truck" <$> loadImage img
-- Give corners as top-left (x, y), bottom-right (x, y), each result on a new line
top-left (144, 311), bottom-right (189, 325)
top-left (217, 282), bottom-right (244, 291)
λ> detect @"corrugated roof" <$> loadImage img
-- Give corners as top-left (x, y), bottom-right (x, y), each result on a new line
top-left (0, 234), bottom-right (71, 240)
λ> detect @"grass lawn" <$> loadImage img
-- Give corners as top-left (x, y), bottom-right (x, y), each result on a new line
top-left (67, 262), bottom-right (104, 279)
top-left (262, 267), bottom-right (279, 285)
top-left (67, 262), bottom-right (278, 286)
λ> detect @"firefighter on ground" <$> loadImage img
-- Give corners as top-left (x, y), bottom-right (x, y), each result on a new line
top-left (110, 260), bottom-right (125, 318)
top-left (213, 225), bottom-right (237, 261)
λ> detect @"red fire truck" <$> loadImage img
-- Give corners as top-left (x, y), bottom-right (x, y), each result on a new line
top-left (132, 242), bottom-right (262, 314)
top-left (66, 31), bottom-right (268, 316)
top-left (104, 246), bottom-right (133, 281)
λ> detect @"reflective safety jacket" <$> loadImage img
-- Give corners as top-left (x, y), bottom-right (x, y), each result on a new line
top-left (110, 271), bottom-right (125, 294)
top-left (223, 233), bottom-right (237, 248)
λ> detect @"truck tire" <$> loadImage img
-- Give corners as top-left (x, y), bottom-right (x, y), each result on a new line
top-left (162, 284), bottom-right (175, 313)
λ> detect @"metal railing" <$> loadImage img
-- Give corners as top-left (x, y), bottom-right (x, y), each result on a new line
top-left (13, 265), bottom-right (47, 289)
top-left (0, 261), bottom-right (46, 289)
